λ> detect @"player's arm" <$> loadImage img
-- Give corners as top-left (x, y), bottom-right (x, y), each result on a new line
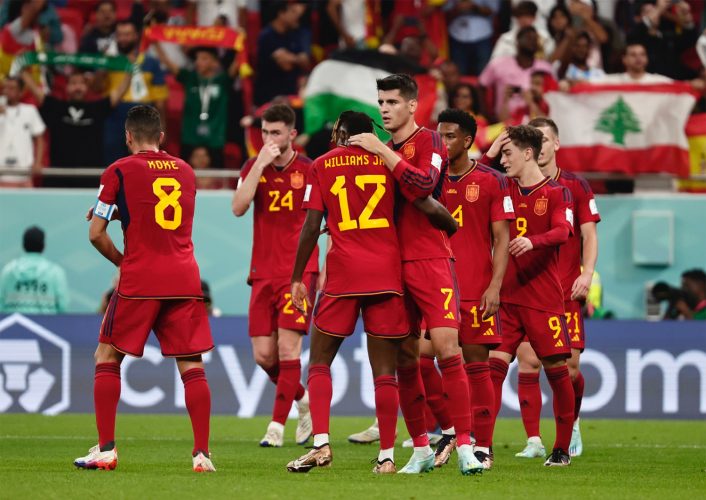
top-left (481, 219), bottom-right (511, 318)
top-left (571, 221), bottom-right (598, 301)
top-left (291, 209), bottom-right (324, 313)
top-left (348, 132), bottom-right (440, 200)
top-left (231, 141), bottom-right (280, 216)
top-left (413, 197), bottom-right (458, 236)
top-left (88, 216), bottom-right (123, 267)
top-left (510, 189), bottom-right (573, 257)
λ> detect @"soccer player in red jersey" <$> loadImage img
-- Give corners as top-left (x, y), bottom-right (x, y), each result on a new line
top-left (506, 117), bottom-right (601, 459)
top-left (232, 104), bottom-right (318, 447)
top-left (437, 109), bottom-right (514, 469)
top-left (349, 74), bottom-right (483, 475)
top-left (285, 111), bottom-right (409, 474)
top-left (486, 125), bottom-right (576, 467)
top-left (74, 105), bottom-right (215, 472)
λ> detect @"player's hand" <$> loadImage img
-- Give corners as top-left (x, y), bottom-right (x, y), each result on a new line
top-left (486, 130), bottom-right (511, 160)
top-left (256, 140), bottom-right (281, 167)
top-left (291, 281), bottom-right (310, 314)
top-left (509, 236), bottom-right (533, 257)
top-left (570, 272), bottom-right (593, 301)
top-left (348, 133), bottom-right (384, 155)
top-left (479, 285), bottom-right (500, 319)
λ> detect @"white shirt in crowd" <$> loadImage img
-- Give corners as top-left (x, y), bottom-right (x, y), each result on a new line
top-left (490, 26), bottom-right (556, 61)
top-left (188, 0), bottom-right (247, 27)
top-left (0, 103), bottom-right (46, 183)
top-left (598, 72), bottom-right (673, 84)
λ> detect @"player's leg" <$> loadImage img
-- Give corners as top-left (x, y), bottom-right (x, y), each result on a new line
top-left (177, 355), bottom-right (215, 472)
top-left (248, 279), bottom-right (282, 388)
top-left (568, 347), bottom-right (584, 457)
top-left (515, 341), bottom-right (545, 458)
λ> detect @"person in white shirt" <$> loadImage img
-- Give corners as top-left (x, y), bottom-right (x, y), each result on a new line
top-left (491, 1), bottom-right (555, 61)
top-left (598, 42), bottom-right (672, 84)
top-left (0, 77), bottom-right (45, 187)
top-left (185, 0), bottom-right (247, 30)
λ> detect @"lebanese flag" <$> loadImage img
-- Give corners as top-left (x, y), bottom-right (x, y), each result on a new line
top-left (545, 83), bottom-right (697, 177)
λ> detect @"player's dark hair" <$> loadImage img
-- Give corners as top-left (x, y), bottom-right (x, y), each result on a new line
top-left (376, 74), bottom-right (418, 101)
top-left (331, 110), bottom-right (374, 144)
top-left (682, 269), bottom-right (706, 289)
top-left (507, 125), bottom-right (543, 161)
top-left (125, 105), bottom-right (162, 144)
top-left (23, 226), bottom-right (45, 253)
top-left (262, 104), bottom-right (296, 128)
top-left (438, 108), bottom-right (478, 143)
top-left (528, 117), bottom-right (559, 138)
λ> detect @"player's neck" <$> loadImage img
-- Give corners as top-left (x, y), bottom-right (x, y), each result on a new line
top-left (130, 143), bottom-right (159, 154)
top-left (273, 147), bottom-right (295, 168)
top-left (390, 119), bottom-right (418, 145)
top-left (448, 156), bottom-right (472, 176)
top-left (517, 163), bottom-right (546, 187)
top-left (539, 162), bottom-right (558, 179)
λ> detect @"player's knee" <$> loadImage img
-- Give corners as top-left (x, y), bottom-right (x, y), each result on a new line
top-left (254, 352), bottom-right (277, 370)
top-left (277, 344), bottom-right (300, 361)
top-left (568, 364), bottom-right (580, 381)
top-left (396, 341), bottom-right (419, 367)
top-left (518, 358), bottom-right (541, 372)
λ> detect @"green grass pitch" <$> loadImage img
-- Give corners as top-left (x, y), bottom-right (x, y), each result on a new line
top-left (1, 414), bottom-right (705, 499)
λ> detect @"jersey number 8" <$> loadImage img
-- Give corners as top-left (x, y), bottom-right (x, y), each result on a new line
top-left (153, 177), bottom-right (182, 230)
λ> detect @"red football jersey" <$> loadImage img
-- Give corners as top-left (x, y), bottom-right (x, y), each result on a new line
top-left (95, 151), bottom-right (202, 298)
top-left (390, 127), bottom-right (454, 261)
top-left (554, 168), bottom-right (601, 300)
top-left (239, 152), bottom-right (319, 282)
top-left (303, 145), bottom-right (402, 296)
top-left (444, 162), bottom-right (515, 300)
top-left (501, 177), bottom-right (574, 314)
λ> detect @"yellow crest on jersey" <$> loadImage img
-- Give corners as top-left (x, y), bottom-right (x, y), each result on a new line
top-left (290, 172), bottom-right (304, 189)
top-left (534, 197), bottom-right (548, 216)
top-left (402, 142), bottom-right (416, 159)
top-left (465, 184), bottom-right (479, 202)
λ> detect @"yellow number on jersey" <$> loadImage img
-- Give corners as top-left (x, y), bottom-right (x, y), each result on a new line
top-left (516, 217), bottom-right (528, 238)
top-left (469, 305), bottom-right (495, 327)
top-left (564, 312), bottom-right (580, 334)
top-left (451, 205), bottom-right (463, 227)
top-left (548, 316), bottom-right (563, 339)
top-left (268, 190), bottom-right (294, 212)
top-left (153, 177), bottom-right (182, 230)
top-left (330, 175), bottom-right (390, 232)
top-left (440, 288), bottom-right (454, 311)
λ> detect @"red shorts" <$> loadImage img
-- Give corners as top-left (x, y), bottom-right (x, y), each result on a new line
top-left (248, 273), bottom-right (317, 337)
top-left (495, 303), bottom-right (571, 359)
top-left (313, 293), bottom-right (409, 338)
top-left (99, 293), bottom-right (213, 358)
top-left (459, 299), bottom-right (502, 348)
top-left (564, 300), bottom-right (585, 351)
top-left (403, 259), bottom-right (460, 336)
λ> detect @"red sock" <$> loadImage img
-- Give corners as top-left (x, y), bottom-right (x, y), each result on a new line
top-left (419, 355), bottom-right (453, 431)
top-left (397, 363), bottom-right (429, 447)
top-left (374, 375), bottom-right (398, 450)
top-left (271, 359), bottom-right (301, 425)
top-left (438, 355), bottom-right (472, 446)
top-left (307, 364), bottom-right (332, 436)
top-left (94, 362), bottom-right (121, 449)
top-left (424, 404), bottom-right (438, 433)
top-left (465, 362), bottom-right (494, 448)
top-left (573, 371), bottom-right (585, 421)
top-left (265, 362), bottom-right (306, 401)
top-left (545, 365), bottom-right (575, 452)
top-left (181, 368), bottom-right (211, 456)
top-left (518, 372), bottom-right (541, 438)
top-left (489, 358), bottom-right (509, 417)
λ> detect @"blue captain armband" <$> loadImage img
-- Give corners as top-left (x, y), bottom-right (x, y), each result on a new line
top-left (94, 199), bottom-right (116, 220)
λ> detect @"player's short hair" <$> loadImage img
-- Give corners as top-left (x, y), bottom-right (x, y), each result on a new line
top-left (23, 226), bottom-right (45, 253)
top-left (507, 125), bottom-right (543, 161)
top-left (262, 104), bottom-right (296, 128)
top-left (125, 105), bottom-right (162, 144)
top-left (437, 108), bottom-right (478, 143)
top-left (682, 269), bottom-right (706, 288)
top-left (334, 111), bottom-right (374, 136)
top-left (376, 74), bottom-right (418, 101)
top-left (528, 117), bottom-right (559, 138)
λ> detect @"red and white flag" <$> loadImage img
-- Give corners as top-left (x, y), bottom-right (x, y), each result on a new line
top-left (545, 83), bottom-right (697, 177)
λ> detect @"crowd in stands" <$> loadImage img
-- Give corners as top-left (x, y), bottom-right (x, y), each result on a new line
top-left (1, 0), bottom-right (706, 189)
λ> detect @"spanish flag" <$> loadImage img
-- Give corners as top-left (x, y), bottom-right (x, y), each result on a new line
top-left (680, 112), bottom-right (706, 193)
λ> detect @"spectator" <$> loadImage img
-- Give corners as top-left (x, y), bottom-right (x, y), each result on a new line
top-left (449, 82), bottom-right (488, 125)
top-left (78, 0), bottom-right (116, 55)
top-left (628, 0), bottom-right (699, 80)
top-left (144, 0), bottom-right (189, 71)
top-left (598, 41), bottom-right (673, 83)
top-left (499, 70), bottom-right (551, 123)
top-left (0, 77), bottom-right (45, 187)
top-left (254, 1), bottom-right (309, 106)
top-left (327, 0), bottom-right (376, 49)
top-left (155, 45), bottom-right (239, 168)
top-left (566, 0), bottom-right (609, 59)
top-left (547, 3), bottom-right (577, 64)
top-left (0, 0), bottom-right (45, 77)
top-left (21, 70), bottom-right (132, 187)
top-left (185, 0), bottom-right (247, 30)
top-left (480, 26), bottom-right (554, 120)
top-left (558, 30), bottom-right (606, 83)
top-left (445, 0), bottom-right (500, 75)
top-left (438, 59), bottom-right (462, 95)
top-left (679, 269), bottom-right (706, 320)
top-left (0, 226), bottom-right (69, 314)
top-left (101, 19), bottom-right (167, 164)
top-left (490, 1), bottom-right (555, 61)
top-left (190, 146), bottom-right (224, 190)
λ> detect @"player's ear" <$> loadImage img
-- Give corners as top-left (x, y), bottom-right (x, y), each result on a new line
top-left (158, 131), bottom-right (165, 146)
top-left (464, 135), bottom-right (472, 150)
top-left (554, 137), bottom-right (560, 152)
top-left (408, 98), bottom-right (418, 114)
top-left (289, 127), bottom-right (298, 142)
top-left (125, 129), bottom-right (132, 146)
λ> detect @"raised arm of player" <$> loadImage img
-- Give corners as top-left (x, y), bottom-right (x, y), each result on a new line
top-left (88, 216), bottom-right (123, 267)
top-left (481, 219), bottom-right (511, 319)
top-left (291, 209), bottom-right (324, 313)
top-left (413, 196), bottom-right (458, 236)
top-left (572, 221), bottom-right (598, 300)
top-left (231, 141), bottom-right (281, 216)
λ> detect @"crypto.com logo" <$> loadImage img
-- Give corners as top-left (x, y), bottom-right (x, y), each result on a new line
top-left (0, 313), bottom-right (70, 415)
